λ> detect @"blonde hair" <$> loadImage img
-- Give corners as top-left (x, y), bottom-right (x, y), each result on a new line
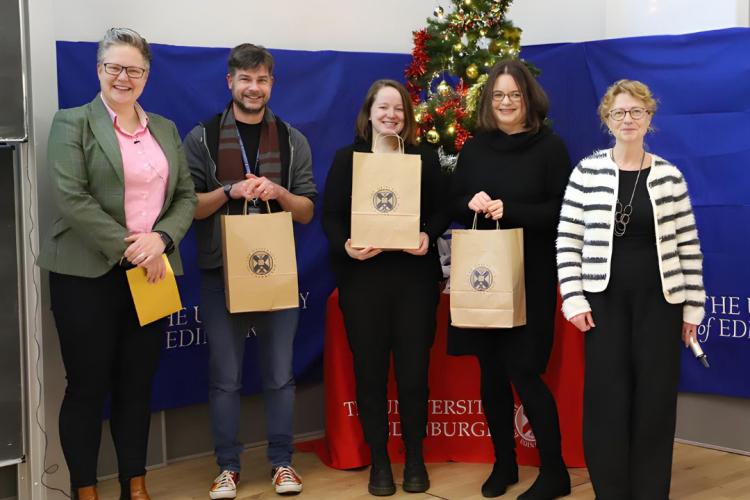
top-left (598, 79), bottom-right (657, 126)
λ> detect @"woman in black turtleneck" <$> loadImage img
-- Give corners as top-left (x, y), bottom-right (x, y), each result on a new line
top-left (322, 79), bottom-right (450, 497)
top-left (448, 60), bottom-right (571, 500)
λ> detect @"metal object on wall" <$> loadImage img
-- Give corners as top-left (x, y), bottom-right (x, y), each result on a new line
top-left (0, 145), bottom-right (24, 466)
top-left (0, 0), bottom-right (28, 142)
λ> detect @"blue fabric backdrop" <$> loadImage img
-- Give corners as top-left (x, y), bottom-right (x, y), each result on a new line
top-left (55, 27), bottom-right (750, 408)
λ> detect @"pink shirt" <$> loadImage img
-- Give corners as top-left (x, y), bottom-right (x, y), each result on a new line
top-left (101, 96), bottom-right (170, 235)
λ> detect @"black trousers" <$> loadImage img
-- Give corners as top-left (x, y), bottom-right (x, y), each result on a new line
top-left (338, 272), bottom-right (439, 449)
top-left (49, 268), bottom-right (164, 488)
top-left (476, 348), bottom-right (564, 470)
top-left (585, 286), bottom-right (682, 500)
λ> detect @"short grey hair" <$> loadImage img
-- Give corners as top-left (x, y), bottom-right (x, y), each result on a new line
top-left (96, 28), bottom-right (152, 67)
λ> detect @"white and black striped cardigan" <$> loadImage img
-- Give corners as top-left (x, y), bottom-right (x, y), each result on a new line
top-left (556, 149), bottom-right (706, 325)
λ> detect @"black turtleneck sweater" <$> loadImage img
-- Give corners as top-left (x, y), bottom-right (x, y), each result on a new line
top-left (447, 126), bottom-right (572, 370)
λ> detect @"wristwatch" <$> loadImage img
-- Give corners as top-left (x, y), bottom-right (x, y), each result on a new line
top-left (223, 183), bottom-right (233, 200)
top-left (155, 230), bottom-right (175, 255)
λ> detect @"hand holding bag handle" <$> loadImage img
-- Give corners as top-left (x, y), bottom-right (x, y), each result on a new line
top-left (471, 212), bottom-right (500, 230)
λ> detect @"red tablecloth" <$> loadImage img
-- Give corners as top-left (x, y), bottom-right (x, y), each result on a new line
top-left (298, 290), bottom-right (586, 469)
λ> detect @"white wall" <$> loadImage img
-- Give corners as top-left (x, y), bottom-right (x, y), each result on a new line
top-left (52, 0), bottom-right (748, 50)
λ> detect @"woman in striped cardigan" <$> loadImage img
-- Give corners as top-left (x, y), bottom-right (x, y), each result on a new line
top-left (556, 80), bottom-right (706, 500)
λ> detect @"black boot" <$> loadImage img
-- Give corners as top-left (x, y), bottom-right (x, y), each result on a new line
top-left (481, 459), bottom-right (519, 498)
top-left (368, 446), bottom-right (396, 496)
top-left (517, 462), bottom-right (570, 500)
top-left (402, 442), bottom-right (429, 493)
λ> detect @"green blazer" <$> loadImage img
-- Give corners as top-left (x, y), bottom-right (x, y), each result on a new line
top-left (38, 96), bottom-right (197, 277)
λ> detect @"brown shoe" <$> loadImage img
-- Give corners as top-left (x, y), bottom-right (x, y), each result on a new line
top-left (74, 486), bottom-right (99, 500)
top-left (128, 476), bottom-right (151, 500)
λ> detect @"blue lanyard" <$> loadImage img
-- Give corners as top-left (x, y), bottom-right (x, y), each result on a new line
top-left (236, 131), bottom-right (260, 176)
top-left (235, 130), bottom-right (263, 213)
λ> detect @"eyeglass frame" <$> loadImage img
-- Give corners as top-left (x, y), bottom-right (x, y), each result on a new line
top-left (102, 62), bottom-right (149, 79)
top-left (491, 90), bottom-right (523, 102)
top-left (608, 107), bottom-right (651, 121)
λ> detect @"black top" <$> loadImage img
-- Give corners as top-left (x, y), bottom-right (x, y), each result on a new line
top-left (446, 126), bottom-right (572, 372)
top-left (236, 121), bottom-right (262, 176)
top-left (611, 167), bottom-right (661, 290)
top-left (322, 139), bottom-right (451, 284)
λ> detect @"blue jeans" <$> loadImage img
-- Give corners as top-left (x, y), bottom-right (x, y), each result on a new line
top-left (200, 268), bottom-right (298, 471)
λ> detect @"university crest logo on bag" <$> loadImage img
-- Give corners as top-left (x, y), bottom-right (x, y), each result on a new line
top-left (373, 188), bottom-right (397, 213)
top-left (470, 266), bottom-right (493, 291)
top-left (249, 250), bottom-right (274, 276)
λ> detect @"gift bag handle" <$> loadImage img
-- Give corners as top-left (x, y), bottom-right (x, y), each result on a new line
top-left (471, 211), bottom-right (500, 230)
top-left (242, 199), bottom-right (273, 215)
top-left (372, 132), bottom-right (405, 154)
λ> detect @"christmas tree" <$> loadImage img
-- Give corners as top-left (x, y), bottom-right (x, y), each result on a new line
top-left (405, 0), bottom-right (532, 167)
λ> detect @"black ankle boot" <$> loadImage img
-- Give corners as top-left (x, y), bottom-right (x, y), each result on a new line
top-left (368, 447), bottom-right (395, 496)
top-left (402, 443), bottom-right (429, 493)
top-left (517, 465), bottom-right (570, 500)
top-left (481, 461), bottom-right (519, 498)
top-left (368, 463), bottom-right (396, 496)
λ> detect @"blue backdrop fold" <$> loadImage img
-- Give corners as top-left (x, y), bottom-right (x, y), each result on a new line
top-left (55, 27), bottom-right (750, 408)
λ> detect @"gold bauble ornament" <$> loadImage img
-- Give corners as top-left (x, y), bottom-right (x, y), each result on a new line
top-left (503, 27), bottom-right (522, 44)
top-left (463, 0), bottom-right (472, 6)
top-left (452, 42), bottom-right (464, 53)
top-left (437, 80), bottom-right (451, 96)
top-left (447, 123), bottom-right (457, 136)
top-left (489, 39), bottom-right (504, 55)
top-left (426, 128), bottom-right (440, 144)
top-left (466, 63), bottom-right (479, 80)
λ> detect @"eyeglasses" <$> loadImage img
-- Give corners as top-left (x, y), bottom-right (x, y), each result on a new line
top-left (102, 63), bottom-right (148, 79)
top-left (492, 91), bottom-right (523, 102)
top-left (608, 107), bottom-right (650, 121)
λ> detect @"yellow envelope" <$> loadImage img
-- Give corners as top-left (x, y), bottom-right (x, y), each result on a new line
top-left (126, 255), bottom-right (183, 326)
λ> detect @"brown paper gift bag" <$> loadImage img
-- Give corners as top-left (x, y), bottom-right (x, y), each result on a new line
top-left (220, 201), bottom-right (299, 313)
top-left (350, 135), bottom-right (421, 249)
top-left (450, 215), bottom-right (526, 328)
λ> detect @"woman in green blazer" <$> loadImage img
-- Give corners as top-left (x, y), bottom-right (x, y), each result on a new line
top-left (38, 28), bottom-right (196, 500)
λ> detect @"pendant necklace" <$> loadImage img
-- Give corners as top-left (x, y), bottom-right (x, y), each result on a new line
top-left (613, 149), bottom-right (646, 237)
